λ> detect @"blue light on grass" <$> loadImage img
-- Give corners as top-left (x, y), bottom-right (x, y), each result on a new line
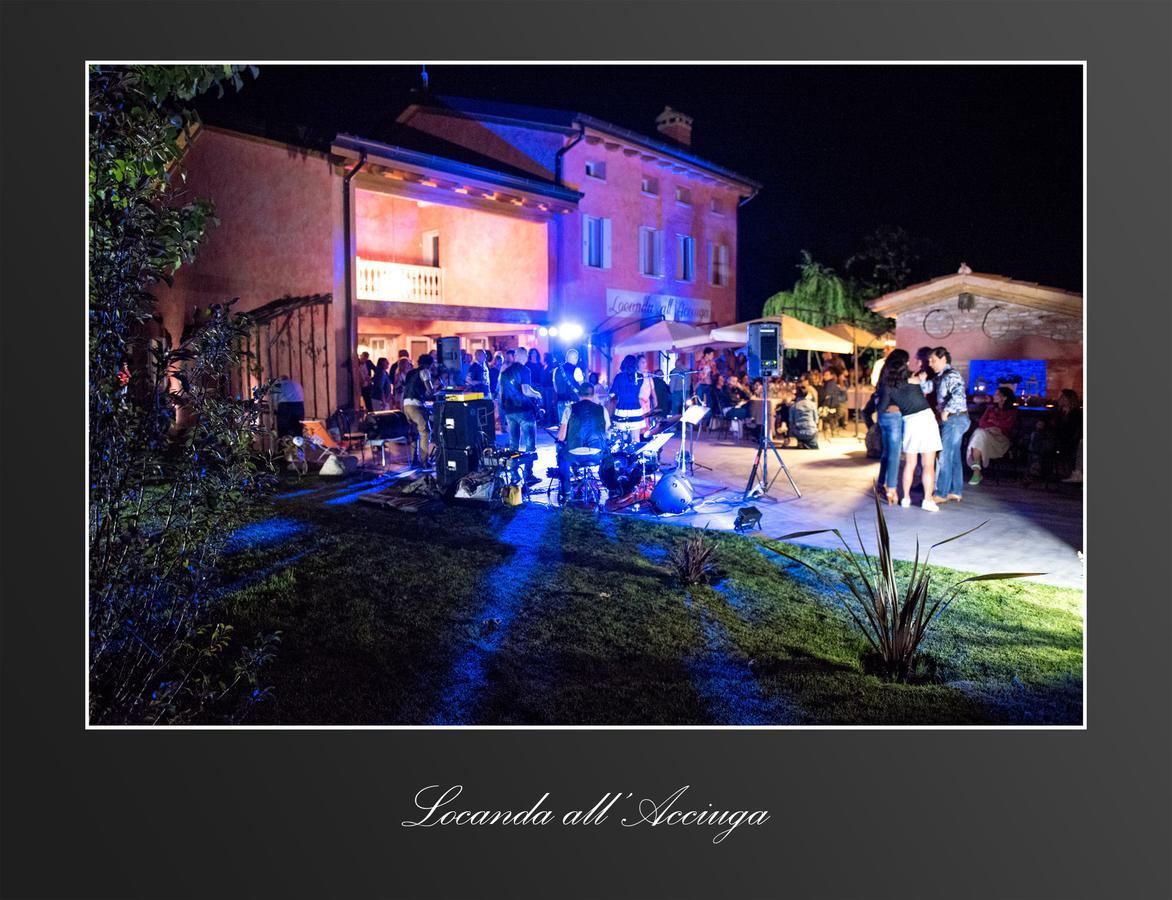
top-left (430, 506), bottom-right (560, 724)
top-left (223, 517), bottom-right (309, 554)
top-left (687, 609), bottom-right (801, 725)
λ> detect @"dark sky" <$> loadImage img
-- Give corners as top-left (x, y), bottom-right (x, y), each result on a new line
top-left (195, 64), bottom-right (1083, 318)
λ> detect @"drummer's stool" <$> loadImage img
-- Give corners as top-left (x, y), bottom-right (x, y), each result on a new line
top-left (566, 448), bottom-right (604, 509)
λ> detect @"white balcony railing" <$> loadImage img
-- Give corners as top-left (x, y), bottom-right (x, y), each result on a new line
top-left (355, 257), bottom-right (444, 304)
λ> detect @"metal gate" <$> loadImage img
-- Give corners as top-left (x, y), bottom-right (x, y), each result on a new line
top-left (231, 293), bottom-right (333, 449)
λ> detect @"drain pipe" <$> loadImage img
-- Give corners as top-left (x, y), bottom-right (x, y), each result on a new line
top-left (555, 121), bottom-right (586, 186)
top-left (552, 123), bottom-right (586, 359)
top-left (342, 150), bottom-right (367, 409)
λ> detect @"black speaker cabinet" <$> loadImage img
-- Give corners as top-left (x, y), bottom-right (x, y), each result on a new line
top-left (436, 446), bottom-right (479, 493)
top-left (433, 398), bottom-right (495, 450)
top-left (747, 321), bottom-right (781, 377)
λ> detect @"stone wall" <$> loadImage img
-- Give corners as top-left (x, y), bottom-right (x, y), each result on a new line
top-left (893, 293), bottom-right (1083, 397)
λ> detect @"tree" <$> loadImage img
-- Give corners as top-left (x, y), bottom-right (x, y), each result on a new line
top-left (845, 225), bottom-right (923, 301)
top-left (89, 65), bottom-right (274, 724)
top-left (762, 250), bottom-right (866, 327)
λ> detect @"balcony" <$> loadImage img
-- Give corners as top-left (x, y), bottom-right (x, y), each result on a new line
top-left (355, 257), bottom-right (444, 304)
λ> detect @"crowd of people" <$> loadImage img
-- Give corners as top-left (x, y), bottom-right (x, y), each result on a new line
top-left (351, 340), bottom-right (1083, 507)
top-left (863, 345), bottom-right (1083, 510)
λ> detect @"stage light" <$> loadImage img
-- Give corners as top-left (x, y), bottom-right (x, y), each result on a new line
top-left (538, 326), bottom-right (549, 337)
top-left (548, 326), bottom-right (559, 337)
top-left (558, 322), bottom-right (584, 341)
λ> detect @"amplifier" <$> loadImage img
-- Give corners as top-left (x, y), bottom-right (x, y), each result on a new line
top-left (433, 398), bottom-right (495, 449)
top-left (364, 410), bottom-right (414, 441)
top-left (436, 445), bottom-right (479, 493)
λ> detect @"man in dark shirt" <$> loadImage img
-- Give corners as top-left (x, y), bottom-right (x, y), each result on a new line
top-left (556, 382), bottom-right (610, 503)
top-left (554, 348), bottom-right (585, 422)
top-left (499, 352), bottom-right (542, 485)
top-left (929, 346), bottom-right (971, 501)
top-left (401, 354), bottom-right (435, 465)
top-left (651, 369), bottom-right (672, 418)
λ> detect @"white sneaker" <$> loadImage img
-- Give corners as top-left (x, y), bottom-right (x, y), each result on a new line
top-left (899, 497), bottom-right (910, 508)
top-left (922, 498), bottom-right (940, 512)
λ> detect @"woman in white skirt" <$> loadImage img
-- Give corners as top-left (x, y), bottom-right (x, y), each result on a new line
top-left (883, 356), bottom-right (943, 511)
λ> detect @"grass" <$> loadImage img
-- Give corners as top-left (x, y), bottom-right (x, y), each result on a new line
top-left (212, 472), bottom-right (1084, 726)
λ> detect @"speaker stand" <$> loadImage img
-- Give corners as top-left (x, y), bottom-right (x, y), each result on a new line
top-left (742, 385), bottom-right (800, 502)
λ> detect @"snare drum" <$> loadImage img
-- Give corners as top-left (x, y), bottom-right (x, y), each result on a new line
top-left (568, 446), bottom-right (603, 467)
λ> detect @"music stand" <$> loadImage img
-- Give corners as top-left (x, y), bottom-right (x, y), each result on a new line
top-left (677, 401), bottom-right (711, 475)
top-left (669, 365), bottom-right (710, 475)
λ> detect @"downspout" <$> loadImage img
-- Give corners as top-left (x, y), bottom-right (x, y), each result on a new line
top-left (342, 150), bottom-right (367, 408)
top-left (738, 185), bottom-right (760, 208)
top-left (555, 123), bottom-right (587, 363)
top-left (555, 121), bottom-right (586, 187)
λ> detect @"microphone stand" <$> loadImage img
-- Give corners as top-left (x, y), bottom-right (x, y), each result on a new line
top-left (672, 367), bottom-right (710, 475)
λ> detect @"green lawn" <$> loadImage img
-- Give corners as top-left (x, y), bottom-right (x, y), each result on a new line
top-left (214, 473), bottom-right (1083, 726)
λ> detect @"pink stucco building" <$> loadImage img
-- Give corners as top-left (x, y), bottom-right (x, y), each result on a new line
top-left (157, 96), bottom-right (760, 418)
top-left (867, 269), bottom-right (1084, 398)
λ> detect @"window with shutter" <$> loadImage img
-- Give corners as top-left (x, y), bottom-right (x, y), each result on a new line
top-left (583, 215), bottom-right (608, 269)
top-left (677, 234), bottom-right (695, 282)
top-left (709, 243), bottom-right (729, 286)
top-left (640, 227), bottom-right (663, 278)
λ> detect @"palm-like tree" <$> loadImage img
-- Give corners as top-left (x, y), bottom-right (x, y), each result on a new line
top-left (762, 251), bottom-right (860, 327)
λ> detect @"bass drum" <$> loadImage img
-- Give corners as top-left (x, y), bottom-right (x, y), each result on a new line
top-left (600, 451), bottom-right (658, 496)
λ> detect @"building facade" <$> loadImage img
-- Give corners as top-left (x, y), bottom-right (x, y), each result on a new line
top-left (867, 270), bottom-right (1084, 398)
top-left (156, 96), bottom-right (760, 418)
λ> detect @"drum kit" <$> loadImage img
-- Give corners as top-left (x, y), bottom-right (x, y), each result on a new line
top-left (563, 418), bottom-right (682, 513)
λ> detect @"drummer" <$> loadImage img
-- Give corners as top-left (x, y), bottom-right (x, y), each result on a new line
top-left (609, 354), bottom-right (654, 439)
top-left (556, 382), bottom-right (611, 503)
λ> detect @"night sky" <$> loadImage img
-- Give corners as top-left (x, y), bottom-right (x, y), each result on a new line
top-left (194, 64), bottom-right (1083, 319)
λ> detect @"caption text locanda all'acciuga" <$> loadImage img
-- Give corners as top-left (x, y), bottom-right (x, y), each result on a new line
top-left (401, 785), bottom-right (770, 845)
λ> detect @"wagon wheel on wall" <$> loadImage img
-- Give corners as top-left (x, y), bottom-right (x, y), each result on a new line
top-left (982, 305), bottom-right (1012, 340)
top-left (923, 308), bottom-right (955, 340)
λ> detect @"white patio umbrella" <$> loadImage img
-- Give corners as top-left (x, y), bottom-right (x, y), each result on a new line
top-left (825, 322), bottom-right (890, 437)
top-left (612, 319), bottom-right (712, 355)
top-left (707, 316), bottom-right (854, 353)
top-left (825, 322), bottom-right (887, 349)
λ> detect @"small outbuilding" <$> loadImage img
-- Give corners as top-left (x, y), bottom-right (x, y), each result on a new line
top-left (866, 266), bottom-right (1083, 398)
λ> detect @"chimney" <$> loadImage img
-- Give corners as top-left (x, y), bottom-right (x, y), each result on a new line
top-left (655, 106), bottom-right (693, 147)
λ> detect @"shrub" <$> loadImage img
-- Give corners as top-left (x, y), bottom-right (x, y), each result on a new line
top-left (88, 65), bottom-right (274, 724)
top-left (762, 495), bottom-right (1041, 682)
top-left (669, 528), bottom-right (718, 586)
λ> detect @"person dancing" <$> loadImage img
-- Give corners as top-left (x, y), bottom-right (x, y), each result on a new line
top-left (872, 349), bottom-right (908, 504)
top-left (885, 353), bottom-right (942, 511)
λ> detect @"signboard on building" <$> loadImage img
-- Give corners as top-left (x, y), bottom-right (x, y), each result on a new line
top-left (605, 289), bottom-right (712, 324)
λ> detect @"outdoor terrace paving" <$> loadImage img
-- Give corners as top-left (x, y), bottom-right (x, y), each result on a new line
top-left (358, 424), bottom-right (1085, 590)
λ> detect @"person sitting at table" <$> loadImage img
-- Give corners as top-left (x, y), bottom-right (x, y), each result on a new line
top-left (788, 389), bottom-right (819, 449)
top-left (967, 386), bottom-right (1018, 485)
top-left (721, 374), bottom-right (753, 436)
top-left (819, 370), bottom-right (849, 432)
